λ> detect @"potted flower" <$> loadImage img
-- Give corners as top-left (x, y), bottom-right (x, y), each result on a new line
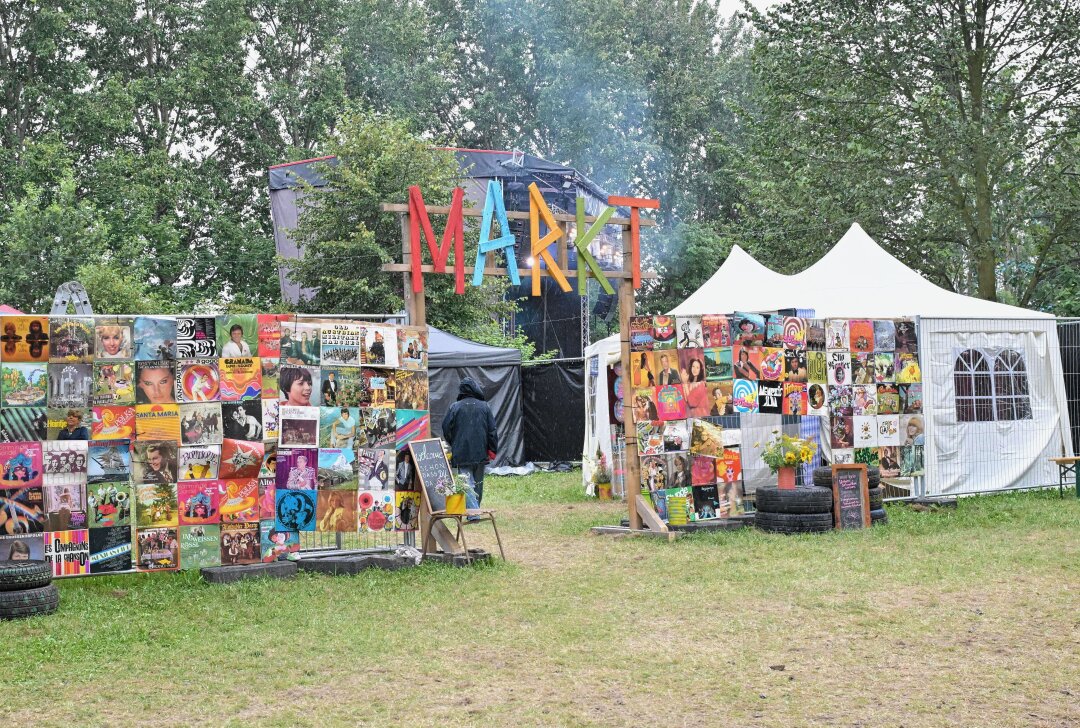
top-left (586, 447), bottom-right (613, 500)
top-left (759, 431), bottom-right (817, 490)
top-left (435, 472), bottom-right (474, 514)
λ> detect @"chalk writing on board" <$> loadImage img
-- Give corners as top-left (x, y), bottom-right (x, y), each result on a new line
top-left (409, 438), bottom-right (452, 511)
top-left (832, 465), bottom-right (868, 530)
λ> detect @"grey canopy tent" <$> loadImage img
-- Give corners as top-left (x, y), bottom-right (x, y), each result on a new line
top-left (428, 326), bottom-right (524, 467)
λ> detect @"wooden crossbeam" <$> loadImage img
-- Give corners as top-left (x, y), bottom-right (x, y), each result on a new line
top-left (380, 203), bottom-right (658, 228)
top-left (380, 263), bottom-right (658, 280)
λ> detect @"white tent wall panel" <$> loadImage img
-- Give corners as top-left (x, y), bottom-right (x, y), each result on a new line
top-left (921, 317), bottom-right (1073, 495)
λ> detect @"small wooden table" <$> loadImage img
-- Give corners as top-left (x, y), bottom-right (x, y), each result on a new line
top-left (423, 509), bottom-right (506, 564)
top-left (1049, 456), bottom-right (1080, 498)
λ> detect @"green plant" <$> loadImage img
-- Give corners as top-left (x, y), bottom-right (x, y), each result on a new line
top-left (758, 431), bottom-right (817, 473)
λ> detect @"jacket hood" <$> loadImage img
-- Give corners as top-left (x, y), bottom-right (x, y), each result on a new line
top-left (457, 377), bottom-right (487, 401)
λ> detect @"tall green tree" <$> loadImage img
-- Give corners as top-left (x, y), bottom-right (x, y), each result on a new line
top-left (740, 0), bottom-right (1080, 311)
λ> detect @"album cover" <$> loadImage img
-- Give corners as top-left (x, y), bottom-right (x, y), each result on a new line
top-left (675, 316), bottom-right (703, 349)
top-left (43, 440), bottom-right (87, 475)
top-left (760, 348), bottom-right (785, 381)
top-left (257, 314), bottom-right (292, 359)
top-left (319, 367), bottom-right (365, 408)
top-left (86, 481), bottom-right (132, 528)
top-left (691, 456), bottom-right (717, 486)
top-left (133, 317), bottom-right (176, 361)
top-left (897, 353), bottom-right (921, 384)
top-left (718, 479), bottom-right (744, 517)
top-left (92, 361), bottom-right (135, 406)
top-left (732, 345), bottom-right (762, 381)
top-left (0, 442), bottom-right (43, 488)
top-left (639, 454), bottom-right (667, 493)
top-left (632, 420), bottom-right (661, 456)
top-left (49, 318), bottom-right (94, 363)
top-left (895, 319), bottom-right (918, 354)
top-left (874, 353), bottom-right (895, 383)
top-left (259, 519), bottom-right (299, 562)
top-left (701, 314), bottom-right (731, 348)
top-left (630, 387), bottom-right (658, 422)
top-left (629, 351), bottom-right (656, 389)
top-left (179, 402), bottom-right (223, 445)
top-left (357, 449), bottom-right (393, 490)
top-left (757, 381), bottom-right (783, 415)
top-left (899, 383), bottom-right (922, 414)
top-left (260, 442), bottom-right (277, 480)
top-left (645, 487), bottom-right (667, 522)
top-left (219, 478), bottom-right (260, 523)
top-left (726, 378), bottom-right (753, 413)
top-left (849, 319), bottom-right (874, 353)
top-left (806, 351), bottom-right (828, 384)
top-left (135, 403), bottom-right (180, 442)
top-left (362, 325), bottom-right (398, 368)
top-left (262, 400), bottom-right (280, 441)
top-left (274, 488), bottom-right (317, 532)
top-left (731, 312), bottom-right (766, 347)
top-left (0, 315), bottom-right (49, 362)
top-left (317, 448), bottom-right (358, 490)
top-left (43, 476), bottom-right (87, 531)
top-left (900, 444), bottom-right (925, 476)
top-left (0, 407), bottom-right (47, 442)
top-left (211, 315), bottom-right (256, 359)
top-left (877, 415), bottom-right (901, 446)
top-left (359, 408), bottom-right (396, 449)
top-left (629, 316), bottom-right (655, 351)
top-left (395, 370), bottom-right (429, 411)
top-left (853, 415), bottom-right (877, 448)
top-left (276, 447), bottom-right (318, 490)
top-left (87, 443), bottom-right (131, 484)
top-left (830, 416), bottom-right (854, 449)
top-left (825, 319), bottom-right (849, 352)
top-left (876, 384), bottom-right (900, 415)
top-left (279, 405), bottom-right (319, 447)
top-left (135, 361), bottom-right (176, 404)
top-left (877, 445), bottom-right (901, 478)
top-left (135, 526), bottom-right (178, 571)
top-left (689, 484), bottom-right (720, 521)
top-left (180, 524), bottom-right (221, 569)
top-left (706, 381), bottom-right (734, 416)
top-left (828, 385), bottom-right (853, 417)
top-left (260, 358), bottom-right (280, 400)
top-left (827, 352), bottom-right (851, 387)
top-left (832, 448), bottom-right (855, 465)
top-left (783, 382), bottom-right (808, 415)
top-left (667, 452), bottom-right (693, 491)
top-left (280, 320), bottom-right (321, 366)
top-left (219, 357), bottom-right (262, 401)
top-left (47, 362), bottom-right (92, 409)
top-left (44, 406), bottom-right (87, 441)
top-left (178, 446), bottom-right (221, 482)
top-left (853, 385), bottom-right (878, 416)
top-left (319, 322), bottom-right (362, 367)
top-left (0, 533), bottom-right (44, 561)
top-left (395, 490), bottom-right (421, 532)
top-left (655, 384), bottom-right (688, 422)
top-left (43, 529), bottom-right (90, 577)
top-left (719, 447), bottom-right (742, 485)
top-left (219, 439), bottom-right (264, 480)
top-left (855, 446), bottom-right (880, 468)
top-left (0, 484), bottom-right (45, 533)
top-left (684, 383), bottom-right (711, 418)
top-left (361, 368), bottom-right (395, 408)
top-left (135, 481), bottom-right (178, 527)
top-left (782, 317), bottom-right (807, 348)
top-left (805, 319), bottom-right (826, 351)
top-left (357, 490), bottom-right (395, 532)
top-left (662, 486), bottom-right (693, 525)
top-left (764, 315), bottom-right (785, 348)
top-left (652, 351), bottom-right (682, 386)
top-left (220, 521), bottom-right (260, 565)
top-left (258, 477), bottom-right (276, 520)
top-left (175, 316), bottom-right (217, 359)
top-left (318, 406), bottom-right (354, 448)
top-left (659, 419), bottom-right (688, 453)
top-left (651, 316), bottom-right (677, 349)
top-left (689, 419), bottom-right (725, 458)
top-left (86, 525), bottom-right (131, 574)
top-left (703, 348), bottom-right (733, 381)
top-left (851, 353), bottom-right (874, 385)
top-left (807, 383), bottom-right (828, 417)
top-left (1, 363), bottom-right (47, 407)
top-left (174, 359), bottom-right (220, 403)
top-left (873, 320), bottom-right (896, 351)
top-left (94, 317), bottom-right (134, 360)
top-left (398, 326), bottom-right (429, 370)
top-left (313, 489), bottom-right (356, 533)
top-left (784, 349), bottom-right (807, 383)
top-left (900, 414), bottom-right (925, 447)
top-left (221, 401), bottom-right (264, 441)
top-left (395, 409), bottom-right (430, 452)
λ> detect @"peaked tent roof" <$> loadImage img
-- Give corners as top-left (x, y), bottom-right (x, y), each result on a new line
top-left (669, 244), bottom-right (793, 316)
top-left (428, 326), bottom-right (521, 368)
top-left (782, 223), bottom-right (1051, 319)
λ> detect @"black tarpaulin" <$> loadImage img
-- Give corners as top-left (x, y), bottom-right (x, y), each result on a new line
top-left (428, 327), bottom-right (523, 467)
top-left (521, 360), bottom-right (585, 462)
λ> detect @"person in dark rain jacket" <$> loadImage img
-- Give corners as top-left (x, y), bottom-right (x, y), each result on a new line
top-left (442, 377), bottom-right (499, 507)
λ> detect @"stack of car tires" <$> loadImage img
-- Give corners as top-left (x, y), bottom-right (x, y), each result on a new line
top-left (0, 561), bottom-right (58, 620)
top-left (754, 466), bottom-right (888, 534)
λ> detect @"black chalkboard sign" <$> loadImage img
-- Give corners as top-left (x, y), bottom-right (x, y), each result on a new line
top-left (832, 464), bottom-right (870, 530)
top-left (408, 438), bottom-right (453, 512)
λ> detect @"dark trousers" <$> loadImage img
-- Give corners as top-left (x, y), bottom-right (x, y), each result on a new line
top-left (459, 463), bottom-right (486, 507)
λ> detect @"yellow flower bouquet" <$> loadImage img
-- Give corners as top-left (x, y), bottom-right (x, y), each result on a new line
top-left (760, 431), bottom-right (817, 474)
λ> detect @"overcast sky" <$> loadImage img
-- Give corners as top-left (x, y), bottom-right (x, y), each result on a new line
top-left (718, 0), bottom-right (778, 17)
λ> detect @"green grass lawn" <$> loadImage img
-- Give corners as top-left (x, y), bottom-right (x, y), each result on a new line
top-left (3, 473), bottom-right (1078, 727)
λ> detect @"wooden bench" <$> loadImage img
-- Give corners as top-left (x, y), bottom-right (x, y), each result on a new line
top-left (1048, 456), bottom-right (1080, 498)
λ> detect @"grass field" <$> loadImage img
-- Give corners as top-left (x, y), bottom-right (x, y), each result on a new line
top-left (3, 473), bottom-right (1078, 727)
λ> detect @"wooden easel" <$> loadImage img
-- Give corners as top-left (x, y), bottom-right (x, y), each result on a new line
top-left (381, 192), bottom-right (668, 537)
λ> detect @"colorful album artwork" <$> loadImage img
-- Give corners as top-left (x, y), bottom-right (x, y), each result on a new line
top-left (1, 363), bottom-right (47, 408)
top-left (95, 317), bottom-right (134, 360)
top-left (216, 315), bottom-right (258, 358)
top-left (1, 316), bottom-right (50, 362)
top-left (320, 322), bottom-right (363, 367)
top-left (629, 316), bottom-right (655, 351)
top-left (175, 316), bottom-right (217, 359)
top-left (49, 318), bottom-right (94, 363)
top-left (135, 527), bottom-right (179, 571)
top-left (44, 529), bottom-right (90, 576)
top-left (133, 317), bottom-right (177, 361)
top-left (651, 316), bottom-right (677, 350)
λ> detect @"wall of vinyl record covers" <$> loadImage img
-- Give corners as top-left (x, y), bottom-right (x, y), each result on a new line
top-left (0, 314), bottom-right (429, 576)
top-left (623, 312), bottom-right (923, 525)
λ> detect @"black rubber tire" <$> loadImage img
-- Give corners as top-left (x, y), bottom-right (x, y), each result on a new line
top-left (870, 508), bottom-right (888, 524)
top-left (754, 486), bottom-right (833, 515)
top-left (0, 583), bottom-right (59, 619)
top-left (812, 466), bottom-right (880, 488)
top-left (755, 511), bottom-right (834, 534)
top-left (0, 560), bottom-right (51, 592)
top-left (868, 487), bottom-right (883, 511)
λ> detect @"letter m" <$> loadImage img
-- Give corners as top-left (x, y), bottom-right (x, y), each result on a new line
top-left (409, 185), bottom-right (465, 294)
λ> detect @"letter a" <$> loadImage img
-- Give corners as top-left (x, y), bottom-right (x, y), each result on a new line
top-left (472, 180), bottom-right (520, 287)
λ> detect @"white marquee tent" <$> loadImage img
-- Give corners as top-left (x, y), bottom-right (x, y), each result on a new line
top-left (583, 223), bottom-right (1073, 496)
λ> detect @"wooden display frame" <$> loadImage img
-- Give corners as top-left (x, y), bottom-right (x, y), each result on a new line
top-left (381, 187), bottom-right (665, 537)
top-left (831, 463), bottom-right (871, 530)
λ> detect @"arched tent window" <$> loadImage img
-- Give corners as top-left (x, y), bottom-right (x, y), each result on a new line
top-left (953, 348), bottom-right (1032, 422)
top-left (993, 349), bottom-right (1032, 421)
top-left (954, 349), bottom-right (992, 421)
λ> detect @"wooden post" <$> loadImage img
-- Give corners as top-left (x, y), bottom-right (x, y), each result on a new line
top-left (619, 228), bottom-right (643, 531)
